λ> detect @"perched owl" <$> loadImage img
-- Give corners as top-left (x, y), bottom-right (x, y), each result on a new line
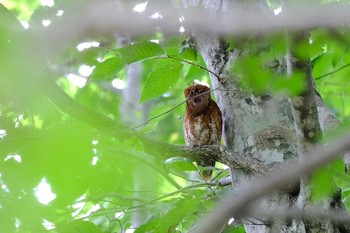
top-left (184, 84), bottom-right (222, 180)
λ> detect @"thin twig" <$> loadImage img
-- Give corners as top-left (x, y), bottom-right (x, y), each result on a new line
top-left (128, 99), bottom-right (187, 131)
top-left (71, 182), bottom-right (219, 221)
top-left (196, 166), bottom-right (221, 200)
top-left (125, 182), bottom-right (218, 211)
top-left (127, 87), bottom-right (220, 131)
top-left (315, 62), bottom-right (350, 80)
top-left (167, 55), bottom-right (220, 80)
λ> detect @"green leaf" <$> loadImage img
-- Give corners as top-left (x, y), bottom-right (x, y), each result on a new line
top-left (179, 48), bottom-right (197, 61)
top-left (330, 158), bottom-right (349, 189)
top-left (184, 54), bottom-right (208, 80)
top-left (140, 59), bottom-right (183, 103)
top-left (90, 57), bottom-right (125, 80)
top-left (165, 157), bottom-right (193, 164)
top-left (165, 157), bottom-right (196, 171)
top-left (139, 122), bottom-right (158, 133)
top-left (223, 225), bottom-right (246, 233)
top-left (118, 41), bottom-right (165, 64)
top-left (273, 73), bottom-right (305, 96)
top-left (236, 57), bottom-right (272, 94)
top-left (155, 196), bottom-right (201, 233)
top-left (0, 4), bottom-right (24, 34)
top-left (135, 216), bottom-right (159, 233)
top-left (61, 220), bottom-right (103, 233)
top-left (310, 166), bottom-right (336, 202)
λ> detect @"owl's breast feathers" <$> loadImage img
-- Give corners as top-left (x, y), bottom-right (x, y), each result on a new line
top-left (184, 99), bottom-right (222, 147)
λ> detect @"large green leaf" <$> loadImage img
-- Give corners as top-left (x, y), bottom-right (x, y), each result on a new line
top-left (179, 48), bottom-right (198, 61)
top-left (310, 166), bottom-right (336, 202)
top-left (155, 195), bottom-right (202, 233)
top-left (118, 41), bottom-right (165, 64)
top-left (136, 194), bottom-right (202, 233)
top-left (90, 56), bottom-right (125, 80)
top-left (165, 157), bottom-right (197, 171)
top-left (0, 4), bottom-right (24, 34)
top-left (140, 59), bottom-right (183, 102)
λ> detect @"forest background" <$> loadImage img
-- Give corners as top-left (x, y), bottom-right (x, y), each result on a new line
top-left (1, 0), bottom-right (350, 232)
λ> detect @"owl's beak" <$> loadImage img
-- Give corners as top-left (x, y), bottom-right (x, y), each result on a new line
top-left (194, 97), bottom-right (202, 105)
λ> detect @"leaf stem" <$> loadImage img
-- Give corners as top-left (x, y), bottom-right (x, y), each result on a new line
top-left (128, 99), bottom-right (187, 131)
top-left (315, 62), bottom-right (350, 80)
top-left (167, 55), bottom-right (220, 80)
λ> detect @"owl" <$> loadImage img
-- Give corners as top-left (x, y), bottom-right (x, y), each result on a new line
top-left (184, 84), bottom-right (222, 180)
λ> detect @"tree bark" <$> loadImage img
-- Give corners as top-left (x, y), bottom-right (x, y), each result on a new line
top-left (185, 0), bottom-right (346, 232)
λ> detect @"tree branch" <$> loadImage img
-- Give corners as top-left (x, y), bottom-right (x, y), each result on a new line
top-left (142, 141), bottom-right (269, 174)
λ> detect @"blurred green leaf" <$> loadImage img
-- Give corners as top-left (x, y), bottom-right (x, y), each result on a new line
top-left (118, 41), bottom-right (165, 64)
top-left (0, 4), bottom-right (24, 34)
top-left (165, 157), bottom-right (193, 164)
top-left (236, 56), bottom-right (305, 96)
top-left (179, 48), bottom-right (197, 61)
top-left (310, 166), bottom-right (336, 202)
top-left (165, 157), bottom-right (196, 171)
top-left (0, 208), bottom-right (16, 233)
top-left (139, 122), bottom-right (159, 134)
top-left (330, 158), bottom-right (350, 199)
top-left (86, 165), bottom-right (122, 197)
top-left (223, 225), bottom-right (246, 233)
top-left (140, 59), bottom-right (183, 102)
top-left (295, 35), bottom-right (323, 60)
top-left (1, 0), bottom-right (41, 21)
top-left (184, 54), bottom-right (208, 81)
top-left (61, 220), bottom-right (103, 233)
top-left (155, 195), bottom-right (202, 233)
top-left (91, 56), bottom-right (125, 80)
top-left (76, 47), bottom-right (103, 66)
top-left (135, 215), bottom-right (159, 233)
top-left (273, 73), bottom-right (305, 96)
top-left (236, 57), bottom-right (272, 94)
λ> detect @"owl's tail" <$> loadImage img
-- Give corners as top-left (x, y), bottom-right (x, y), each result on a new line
top-left (197, 160), bottom-right (215, 181)
top-left (202, 170), bottom-right (213, 181)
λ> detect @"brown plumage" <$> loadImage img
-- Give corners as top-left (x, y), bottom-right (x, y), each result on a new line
top-left (183, 84), bottom-right (222, 181)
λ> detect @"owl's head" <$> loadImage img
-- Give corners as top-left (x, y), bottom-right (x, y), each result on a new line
top-left (184, 84), bottom-right (212, 116)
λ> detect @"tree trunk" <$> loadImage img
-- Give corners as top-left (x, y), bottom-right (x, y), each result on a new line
top-left (185, 0), bottom-right (344, 232)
